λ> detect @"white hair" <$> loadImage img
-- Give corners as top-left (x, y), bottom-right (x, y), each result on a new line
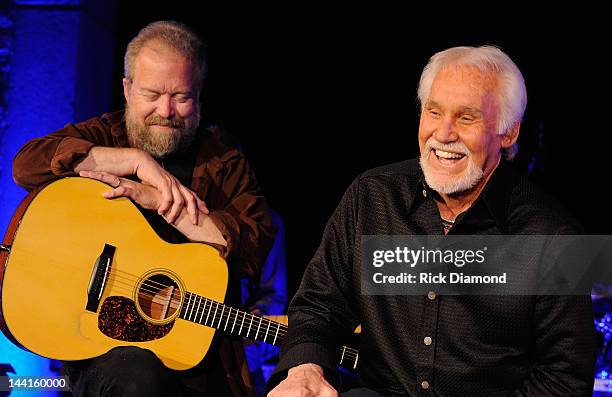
top-left (417, 46), bottom-right (527, 160)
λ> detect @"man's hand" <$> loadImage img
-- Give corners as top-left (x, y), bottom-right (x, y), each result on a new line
top-left (132, 152), bottom-right (208, 224)
top-left (79, 170), bottom-right (225, 246)
top-left (74, 147), bottom-right (207, 224)
top-left (79, 170), bottom-right (207, 225)
top-left (268, 363), bottom-right (338, 397)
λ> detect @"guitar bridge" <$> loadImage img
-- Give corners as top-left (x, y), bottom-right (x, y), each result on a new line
top-left (86, 244), bottom-right (116, 312)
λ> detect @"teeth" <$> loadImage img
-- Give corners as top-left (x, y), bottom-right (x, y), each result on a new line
top-left (434, 149), bottom-right (464, 159)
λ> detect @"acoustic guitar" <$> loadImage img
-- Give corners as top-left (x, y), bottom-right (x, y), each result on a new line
top-left (0, 178), bottom-right (359, 370)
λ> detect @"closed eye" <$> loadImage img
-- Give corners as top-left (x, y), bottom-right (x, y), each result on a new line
top-left (428, 109), bottom-right (441, 118)
top-left (174, 94), bottom-right (192, 103)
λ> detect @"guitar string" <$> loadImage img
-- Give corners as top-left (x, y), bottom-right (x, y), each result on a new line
top-left (106, 268), bottom-right (311, 347)
top-left (109, 278), bottom-right (360, 362)
top-left (108, 274), bottom-right (357, 357)
top-left (105, 271), bottom-right (294, 346)
top-left (100, 276), bottom-right (293, 339)
top-left (103, 277), bottom-right (294, 341)
top-left (80, 275), bottom-right (361, 361)
top-left (104, 271), bottom-right (281, 339)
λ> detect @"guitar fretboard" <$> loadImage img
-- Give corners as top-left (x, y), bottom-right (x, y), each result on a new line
top-left (179, 291), bottom-right (286, 345)
top-left (178, 291), bottom-right (360, 369)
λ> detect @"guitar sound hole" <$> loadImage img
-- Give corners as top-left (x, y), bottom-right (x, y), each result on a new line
top-left (137, 274), bottom-right (181, 321)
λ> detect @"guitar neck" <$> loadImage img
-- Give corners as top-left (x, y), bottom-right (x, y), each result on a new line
top-left (179, 291), bottom-right (285, 345)
top-left (178, 291), bottom-right (360, 369)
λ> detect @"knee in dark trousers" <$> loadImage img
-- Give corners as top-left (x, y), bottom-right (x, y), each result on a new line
top-left (66, 346), bottom-right (186, 397)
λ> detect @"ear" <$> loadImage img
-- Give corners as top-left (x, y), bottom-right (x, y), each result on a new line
top-left (122, 78), bottom-right (131, 103)
top-left (501, 122), bottom-right (520, 148)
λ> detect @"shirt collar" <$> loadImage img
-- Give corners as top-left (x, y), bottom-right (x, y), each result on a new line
top-left (411, 160), bottom-right (514, 233)
top-left (100, 110), bottom-right (128, 138)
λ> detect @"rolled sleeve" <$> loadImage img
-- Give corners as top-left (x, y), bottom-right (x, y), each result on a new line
top-left (13, 115), bottom-right (118, 190)
top-left (50, 136), bottom-right (95, 177)
top-left (207, 209), bottom-right (241, 259)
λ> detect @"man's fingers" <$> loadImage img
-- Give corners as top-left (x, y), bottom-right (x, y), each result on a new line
top-left (164, 183), bottom-right (185, 223)
top-left (157, 181), bottom-right (174, 215)
top-left (102, 184), bottom-right (128, 199)
top-left (80, 170), bottom-right (118, 186)
top-left (180, 186), bottom-right (199, 225)
top-left (80, 171), bottom-right (130, 199)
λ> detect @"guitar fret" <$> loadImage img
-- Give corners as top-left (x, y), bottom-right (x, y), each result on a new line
top-left (263, 320), bottom-right (271, 343)
top-left (272, 324), bottom-right (280, 345)
top-left (239, 312), bottom-right (246, 336)
top-left (179, 295), bottom-right (309, 354)
top-left (254, 316), bottom-right (262, 340)
top-left (211, 302), bottom-right (219, 326)
top-left (217, 305), bottom-right (225, 328)
top-left (205, 298), bottom-right (212, 326)
top-left (195, 296), bottom-right (202, 322)
top-left (246, 314), bottom-right (254, 338)
top-left (183, 293), bottom-right (192, 320)
top-left (224, 307), bottom-right (231, 331)
top-left (339, 346), bottom-right (346, 365)
top-left (198, 297), bottom-right (206, 324)
top-left (231, 308), bottom-right (238, 334)
top-left (188, 293), bottom-right (196, 320)
top-left (353, 352), bottom-right (359, 369)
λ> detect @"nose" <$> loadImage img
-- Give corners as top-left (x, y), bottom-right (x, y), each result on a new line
top-left (156, 95), bottom-right (175, 119)
top-left (433, 116), bottom-right (458, 143)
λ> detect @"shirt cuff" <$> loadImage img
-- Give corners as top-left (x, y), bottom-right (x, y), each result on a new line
top-left (265, 342), bottom-right (340, 394)
top-left (207, 210), bottom-right (240, 259)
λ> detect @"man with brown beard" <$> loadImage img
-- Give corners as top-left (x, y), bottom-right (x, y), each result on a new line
top-left (12, 21), bottom-right (273, 397)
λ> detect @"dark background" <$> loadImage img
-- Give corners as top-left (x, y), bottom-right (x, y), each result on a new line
top-left (112, 4), bottom-right (608, 298)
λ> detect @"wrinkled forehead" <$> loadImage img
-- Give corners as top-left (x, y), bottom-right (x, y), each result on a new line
top-left (427, 65), bottom-right (500, 110)
top-left (131, 43), bottom-right (198, 90)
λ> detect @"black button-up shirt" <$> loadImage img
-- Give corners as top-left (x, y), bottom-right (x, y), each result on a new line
top-left (269, 159), bottom-right (597, 396)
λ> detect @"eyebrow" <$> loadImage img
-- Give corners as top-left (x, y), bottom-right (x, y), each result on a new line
top-left (457, 106), bottom-right (483, 116)
top-left (139, 87), bottom-right (193, 96)
top-left (425, 101), bottom-right (482, 116)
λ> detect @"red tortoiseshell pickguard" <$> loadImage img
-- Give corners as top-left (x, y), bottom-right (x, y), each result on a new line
top-left (98, 296), bottom-right (174, 341)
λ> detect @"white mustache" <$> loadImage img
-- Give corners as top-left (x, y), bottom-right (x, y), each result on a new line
top-left (424, 137), bottom-right (469, 156)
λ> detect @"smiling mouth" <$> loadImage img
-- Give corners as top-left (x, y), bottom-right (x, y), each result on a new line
top-left (150, 124), bottom-right (179, 131)
top-left (432, 149), bottom-right (466, 164)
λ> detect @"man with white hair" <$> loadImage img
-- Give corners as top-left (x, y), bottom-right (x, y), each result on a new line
top-left (267, 46), bottom-right (597, 396)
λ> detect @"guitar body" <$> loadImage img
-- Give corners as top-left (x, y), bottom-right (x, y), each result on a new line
top-left (0, 178), bottom-right (228, 370)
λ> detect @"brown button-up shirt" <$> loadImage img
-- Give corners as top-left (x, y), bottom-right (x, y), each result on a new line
top-left (12, 110), bottom-right (274, 396)
top-left (12, 110), bottom-right (274, 279)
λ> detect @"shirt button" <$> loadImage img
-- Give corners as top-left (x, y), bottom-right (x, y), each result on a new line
top-left (422, 189), bottom-right (427, 197)
top-left (421, 380), bottom-right (430, 390)
top-left (423, 336), bottom-right (432, 346)
top-left (427, 291), bottom-right (436, 300)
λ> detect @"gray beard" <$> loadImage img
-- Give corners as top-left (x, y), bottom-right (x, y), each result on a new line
top-left (125, 107), bottom-right (199, 159)
top-left (419, 138), bottom-right (484, 195)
